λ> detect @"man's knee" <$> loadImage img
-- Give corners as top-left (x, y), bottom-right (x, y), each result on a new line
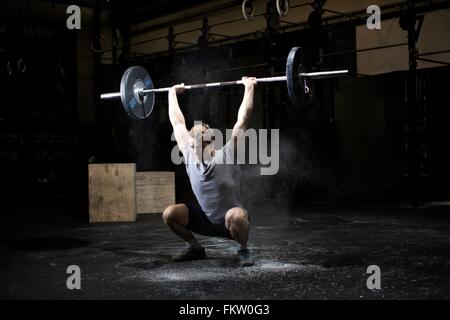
top-left (162, 204), bottom-right (188, 226)
top-left (225, 208), bottom-right (249, 229)
top-left (162, 205), bottom-right (175, 224)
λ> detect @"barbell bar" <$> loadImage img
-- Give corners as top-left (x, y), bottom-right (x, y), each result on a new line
top-left (101, 70), bottom-right (347, 99)
top-left (100, 47), bottom-right (348, 120)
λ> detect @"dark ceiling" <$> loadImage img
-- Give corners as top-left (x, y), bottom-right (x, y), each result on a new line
top-left (37, 0), bottom-right (240, 25)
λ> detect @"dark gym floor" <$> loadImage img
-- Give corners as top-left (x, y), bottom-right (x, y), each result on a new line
top-left (1, 201), bottom-right (449, 300)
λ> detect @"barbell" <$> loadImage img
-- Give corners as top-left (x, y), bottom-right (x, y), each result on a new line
top-left (100, 47), bottom-right (348, 120)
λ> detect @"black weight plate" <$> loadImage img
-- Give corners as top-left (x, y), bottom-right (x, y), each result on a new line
top-left (286, 47), bottom-right (309, 108)
top-left (120, 66), bottom-right (155, 120)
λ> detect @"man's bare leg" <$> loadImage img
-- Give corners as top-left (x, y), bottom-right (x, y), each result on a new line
top-left (162, 204), bottom-right (206, 261)
top-left (162, 204), bottom-right (193, 241)
top-left (225, 207), bottom-right (254, 266)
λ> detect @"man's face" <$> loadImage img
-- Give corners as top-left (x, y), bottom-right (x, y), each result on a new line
top-left (190, 125), bottom-right (212, 161)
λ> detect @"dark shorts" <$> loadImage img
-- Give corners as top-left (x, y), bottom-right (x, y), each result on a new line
top-left (186, 204), bottom-right (233, 240)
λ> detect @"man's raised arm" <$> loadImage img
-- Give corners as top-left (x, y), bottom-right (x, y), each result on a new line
top-left (169, 84), bottom-right (190, 151)
top-left (232, 77), bottom-right (257, 139)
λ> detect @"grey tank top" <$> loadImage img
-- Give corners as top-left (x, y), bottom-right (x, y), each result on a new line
top-left (183, 141), bottom-right (243, 224)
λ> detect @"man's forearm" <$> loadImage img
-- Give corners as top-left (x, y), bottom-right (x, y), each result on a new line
top-left (168, 90), bottom-right (186, 126)
top-left (237, 86), bottom-right (255, 124)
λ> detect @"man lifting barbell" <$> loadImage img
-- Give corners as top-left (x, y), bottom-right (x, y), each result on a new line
top-left (99, 47), bottom-right (349, 266)
top-left (162, 77), bottom-right (257, 267)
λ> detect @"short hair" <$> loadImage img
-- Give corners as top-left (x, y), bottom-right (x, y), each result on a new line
top-left (189, 123), bottom-right (214, 144)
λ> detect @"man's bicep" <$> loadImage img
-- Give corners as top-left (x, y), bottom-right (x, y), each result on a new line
top-left (173, 123), bottom-right (190, 151)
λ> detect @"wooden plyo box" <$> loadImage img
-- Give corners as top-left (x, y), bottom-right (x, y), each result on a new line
top-left (136, 171), bottom-right (175, 214)
top-left (88, 163), bottom-right (137, 222)
top-left (88, 164), bottom-right (175, 222)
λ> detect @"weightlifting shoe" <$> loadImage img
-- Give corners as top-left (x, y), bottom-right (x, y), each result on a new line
top-left (172, 246), bottom-right (206, 262)
top-left (238, 249), bottom-right (255, 267)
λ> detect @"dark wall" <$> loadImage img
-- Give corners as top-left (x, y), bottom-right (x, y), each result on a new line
top-left (0, 17), bottom-right (88, 206)
top-left (428, 67), bottom-right (450, 199)
top-left (334, 68), bottom-right (450, 202)
top-left (2, 6), bottom-right (448, 212)
top-left (101, 33), bottom-right (340, 206)
top-left (97, 18), bottom-right (450, 206)
top-left (104, 27), bottom-right (450, 205)
top-left (334, 76), bottom-right (387, 200)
